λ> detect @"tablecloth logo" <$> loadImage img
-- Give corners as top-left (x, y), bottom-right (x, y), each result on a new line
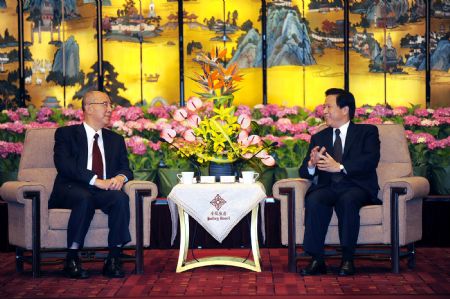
top-left (210, 194), bottom-right (226, 210)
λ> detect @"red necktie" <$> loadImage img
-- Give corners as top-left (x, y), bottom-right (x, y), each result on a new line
top-left (92, 133), bottom-right (104, 179)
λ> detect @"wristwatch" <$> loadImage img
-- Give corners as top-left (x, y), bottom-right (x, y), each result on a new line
top-left (339, 164), bottom-right (344, 172)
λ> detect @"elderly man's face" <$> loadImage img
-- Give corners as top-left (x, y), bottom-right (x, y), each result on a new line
top-left (84, 92), bottom-right (112, 129)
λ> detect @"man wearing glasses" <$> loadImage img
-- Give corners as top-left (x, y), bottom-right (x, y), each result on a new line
top-left (49, 91), bottom-right (133, 279)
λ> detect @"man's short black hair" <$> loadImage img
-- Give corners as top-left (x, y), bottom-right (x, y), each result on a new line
top-left (325, 88), bottom-right (356, 120)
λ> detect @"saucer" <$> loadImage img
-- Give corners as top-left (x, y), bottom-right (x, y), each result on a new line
top-left (238, 178), bottom-right (255, 184)
top-left (220, 176), bottom-right (236, 183)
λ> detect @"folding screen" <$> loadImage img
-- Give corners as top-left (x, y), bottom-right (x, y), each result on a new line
top-left (348, 0), bottom-right (426, 108)
top-left (302, 0), bottom-right (344, 108)
top-left (183, 0), bottom-right (263, 107)
top-left (430, 0), bottom-right (450, 108)
top-left (102, 0), bottom-right (179, 106)
top-left (0, 0), bottom-right (22, 109)
top-left (1, 0), bottom-right (448, 109)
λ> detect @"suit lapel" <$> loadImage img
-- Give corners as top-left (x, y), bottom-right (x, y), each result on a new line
top-left (102, 129), bottom-right (112, 178)
top-left (324, 127), bottom-right (334, 156)
top-left (343, 122), bottom-right (356, 160)
top-left (75, 125), bottom-right (88, 166)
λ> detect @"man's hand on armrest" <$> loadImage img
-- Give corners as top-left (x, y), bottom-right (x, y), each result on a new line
top-left (109, 175), bottom-right (126, 190)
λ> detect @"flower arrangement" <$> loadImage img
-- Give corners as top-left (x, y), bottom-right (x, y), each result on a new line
top-left (191, 48), bottom-right (242, 106)
top-left (160, 49), bottom-right (275, 167)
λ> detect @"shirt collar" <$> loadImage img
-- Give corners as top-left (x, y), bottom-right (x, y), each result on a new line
top-left (334, 121), bottom-right (350, 136)
top-left (83, 122), bottom-right (103, 140)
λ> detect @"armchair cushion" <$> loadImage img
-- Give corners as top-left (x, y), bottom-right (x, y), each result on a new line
top-left (49, 209), bottom-right (108, 230)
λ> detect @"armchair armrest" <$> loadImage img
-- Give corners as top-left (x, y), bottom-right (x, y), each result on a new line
top-left (0, 181), bottom-right (49, 205)
top-left (272, 178), bottom-right (311, 272)
top-left (123, 180), bottom-right (158, 199)
top-left (382, 176), bottom-right (429, 201)
top-left (273, 179), bottom-right (311, 243)
top-left (273, 178), bottom-right (311, 201)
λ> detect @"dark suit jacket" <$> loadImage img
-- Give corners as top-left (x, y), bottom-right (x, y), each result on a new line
top-left (299, 122), bottom-right (380, 202)
top-left (50, 124), bottom-right (133, 201)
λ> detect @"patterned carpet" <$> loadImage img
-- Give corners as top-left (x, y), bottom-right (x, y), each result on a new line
top-left (0, 248), bottom-right (449, 298)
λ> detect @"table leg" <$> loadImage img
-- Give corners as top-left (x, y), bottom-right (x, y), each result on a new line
top-left (176, 208), bottom-right (190, 272)
top-left (176, 205), bottom-right (262, 272)
top-left (251, 206), bottom-right (262, 270)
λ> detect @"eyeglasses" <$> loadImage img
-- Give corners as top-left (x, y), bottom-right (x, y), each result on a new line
top-left (88, 102), bottom-right (115, 108)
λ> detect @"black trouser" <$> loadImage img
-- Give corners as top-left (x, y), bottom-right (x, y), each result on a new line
top-left (49, 183), bottom-right (131, 248)
top-left (303, 181), bottom-right (372, 260)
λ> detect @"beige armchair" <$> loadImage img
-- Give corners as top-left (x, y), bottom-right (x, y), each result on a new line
top-left (273, 124), bottom-right (429, 273)
top-left (0, 128), bottom-right (158, 277)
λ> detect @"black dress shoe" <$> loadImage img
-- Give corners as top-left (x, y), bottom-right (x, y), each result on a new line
top-left (338, 260), bottom-right (355, 276)
top-left (300, 259), bottom-right (327, 276)
top-left (103, 257), bottom-right (125, 278)
top-left (63, 257), bottom-right (90, 279)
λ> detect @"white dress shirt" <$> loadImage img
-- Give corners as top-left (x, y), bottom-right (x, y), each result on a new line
top-left (83, 122), bottom-right (106, 184)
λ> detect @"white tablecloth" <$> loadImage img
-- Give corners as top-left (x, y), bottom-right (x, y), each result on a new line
top-left (168, 182), bottom-right (267, 243)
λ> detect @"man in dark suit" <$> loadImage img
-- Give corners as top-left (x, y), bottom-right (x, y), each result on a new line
top-left (49, 91), bottom-right (133, 279)
top-left (299, 88), bottom-right (380, 276)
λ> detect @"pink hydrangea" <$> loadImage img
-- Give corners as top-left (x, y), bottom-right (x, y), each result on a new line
top-left (5, 110), bottom-right (20, 121)
top-left (433, 107), bottom-right (450, 118)
top-left (5, 108), bottom-right (31, 121)
top-left (148, 141), bottom-right (161, 151)
top-left (25, 121), bottom-right (58, 129)
top-left (354, 107), bottom-right (368, 118)
top-left (61, 108), bottom-right (78, 118)
top-left (125, 107), bottom-right (144, 121)
top-left (393, 106), bottom-right (408, 116)
top-left (406, 132), bottom-right (435, 145)
top-left (369, 105), bottom-right (393, 118)
top-left (420, 119), bottom-right (440, 127)
top-left (0, 141), bottom-right (23, 158)
top-left (126, 136), bottom-right (147, 155)
top-left (414, 108), bottom-right (430, 117)
top-left (137, 118), bottom-right (157, 131)
top-left (75, 109), bottom-right (84, 120)
top-left (403, 115), bottom-right (421, 126)
top-left (256, 117), bottom-right (274, 126)
top-left (313, 104), bottom-right (325, 118)
top-left (361, 117), bottom-right (383, 124)
top-left (0, 121), bottom-right (26, 133)
top-left (293, 133), bottom-right (311, 143)
top-left (259, 104), bottom-right (281, 117)
top-left (235, 105), bottom-right (251, 117)
top-left (147, 106), bottom-right (170, 119)
top-left (37, 107), bottom-right (53, 122)
top-left (427, 137), bottom-right (450, 150)
top-left (66, 120), bottom-right (83, 126)
top-left (276, 106), bottom-right (299, 118)
top-left (291, 122), bottom-right (309, 134)
top-left (124, 120), bottom-right (143, 132)
top-left (275, 118), bottom-right (292, 132)
top-left (433, 116), bottom-right (450, 125)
